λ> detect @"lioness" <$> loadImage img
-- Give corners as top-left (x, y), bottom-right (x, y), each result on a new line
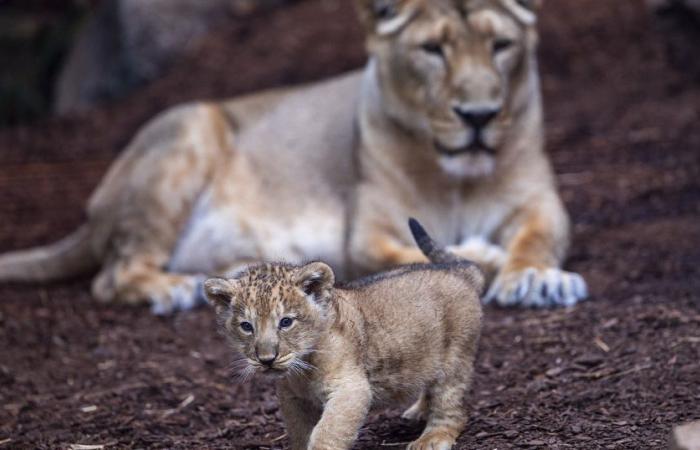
top-left (0, 0), bottom-right (587, 313)
top-left (204, 219), bottom-right (483, 450)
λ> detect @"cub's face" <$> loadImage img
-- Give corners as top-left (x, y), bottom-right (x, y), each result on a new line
top-left (359, 0), bottom-right (540, 178)
top-left (204, 262), bottom-right (335, 377)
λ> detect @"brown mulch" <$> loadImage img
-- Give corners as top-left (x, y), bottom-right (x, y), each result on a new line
top-left (1, 0), bottom-right (699, 449)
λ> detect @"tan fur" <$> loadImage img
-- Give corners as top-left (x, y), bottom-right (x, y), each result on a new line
top-left (0, 0), bottom-right (586, 312)
top-left (203, 223), bottom-right (483, 450)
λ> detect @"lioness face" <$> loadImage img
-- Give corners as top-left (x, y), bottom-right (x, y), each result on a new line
top-left (204, 263), bottom-right (334, 377)
top-left (360, 0), bottom-right (539, 178)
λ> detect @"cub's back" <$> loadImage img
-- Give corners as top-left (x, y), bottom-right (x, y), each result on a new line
top-left (340, 264), bottom-right (482, 397)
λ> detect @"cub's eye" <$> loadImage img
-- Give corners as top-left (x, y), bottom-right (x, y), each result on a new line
top-left (240, 321), bottom-right (254, 333)
top-left (493, 38), bottom-right (514, 54)
top-left (279, 317), bottom-right (294, 329)
top-left (421, 42), bottom-right (444, 58)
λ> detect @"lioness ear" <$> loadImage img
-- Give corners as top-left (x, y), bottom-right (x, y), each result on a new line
top-left (203, 278), bottom-right (237, 310)
top-left (501, 0), bottom-right (542, 25)
top-left (295, 262), bottom-right (335, 303)
top-left (356, 0), bottom-right (418, 36)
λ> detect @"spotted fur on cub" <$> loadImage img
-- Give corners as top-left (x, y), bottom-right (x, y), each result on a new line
top-left (205, 220), bottom-right (483, 450)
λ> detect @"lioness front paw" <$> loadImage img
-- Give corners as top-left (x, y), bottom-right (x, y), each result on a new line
top-left (484, 267), bottom-right (588, 308)
top-left (447, 237), bottom-right (507, 272)
top-left (150, 275), bottom-right (207, 315)
top-left (407, 431), bottom-right (455, 450)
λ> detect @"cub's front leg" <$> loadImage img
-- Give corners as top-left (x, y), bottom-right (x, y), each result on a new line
top-left (486, 193), bottom-right (588, 308)
top-left (307, 374), bottom-right (372, 450)
top-left (278, 381), bottom-right (322, 450)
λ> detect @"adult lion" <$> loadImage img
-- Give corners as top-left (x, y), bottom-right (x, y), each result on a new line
top-left (0, 0), bottom-right (587, 313)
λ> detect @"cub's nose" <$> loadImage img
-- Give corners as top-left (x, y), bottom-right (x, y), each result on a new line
top-left (256, 352), bottom-right (278, 367)
top-left (453, 107), bottom-right (500, 130)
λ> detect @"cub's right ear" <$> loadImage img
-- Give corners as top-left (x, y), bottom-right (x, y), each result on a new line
top-left (203, 278), bottom-right (237, 310)
top-left (356, 0), bottom-right (418, 36)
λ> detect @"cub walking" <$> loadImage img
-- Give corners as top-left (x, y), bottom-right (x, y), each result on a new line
top-left (204, 219), bottom-right (483, 450)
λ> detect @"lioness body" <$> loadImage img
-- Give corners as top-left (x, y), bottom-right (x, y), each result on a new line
top-left (0, 0), bottom-right (587, 312)
top-left (204, 222), bottom-right (483, 449)
top-left (168, 73), bottom-right (361, 276)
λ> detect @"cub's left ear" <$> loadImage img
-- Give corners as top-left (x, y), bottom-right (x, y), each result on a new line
top-left (295, 262), bottom-right (335, 303)
top-left (203, 278), bottom-right (237, 311)
top-left (356, 0), bottom-right (418, 36)
top-left (502, 0), bottom-right (542, 25)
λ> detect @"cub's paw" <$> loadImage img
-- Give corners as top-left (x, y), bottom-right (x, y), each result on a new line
top-left (150, 275), bottom-right (207, 315)
top-left (484, 267), bottom-right (588, 308)
top-left (407, 431), bottom-right (455, 450)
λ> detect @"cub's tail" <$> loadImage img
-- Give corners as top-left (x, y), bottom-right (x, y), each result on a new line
top-left (409, 218), bottom-right (463, 264)
top-left (408, 218), bottom-right (485, 292)
top-left (0, 225), bottom-right (98, 283)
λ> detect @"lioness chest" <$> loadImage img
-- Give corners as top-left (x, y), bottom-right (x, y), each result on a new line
top-left (167, 183), bottom-right (349, 276)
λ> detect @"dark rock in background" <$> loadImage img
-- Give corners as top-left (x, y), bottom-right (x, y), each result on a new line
top-left (0, 0), bottom-right (292, 125)
top-left (647, 0), bottom-right (700, 15)
top-left (54, 0), bottom-right (292, 116)
top-left (648, 0), bottom-right (700, 83)
top-left (0, 0), bottom-right (91, 126)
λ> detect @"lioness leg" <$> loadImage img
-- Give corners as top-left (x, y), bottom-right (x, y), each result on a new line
top-left (88, 102), bottom-right (236, 313)
top-left (486, 195), bottom-right (588, 307)
top-left (350, 224), bottom-right (504, 279)
top-left (92, 248), bottom-right (207, 315)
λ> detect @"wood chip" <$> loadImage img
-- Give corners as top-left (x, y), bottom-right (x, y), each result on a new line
top-left (270, 433), bottom-right (287, 442)
top-left (595, 336), bottom-right (611, 352)
top-left (68, 445), bottom-right (109, 450)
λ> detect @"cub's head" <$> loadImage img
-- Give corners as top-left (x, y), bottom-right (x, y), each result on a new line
top-left (357, 0), bottom-right (542, 178)
top-left (204, 262), bottom-right (335, 377)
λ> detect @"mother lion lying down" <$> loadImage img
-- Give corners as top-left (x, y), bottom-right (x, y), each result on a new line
top-left (0, 0), bottom-right (587, 314)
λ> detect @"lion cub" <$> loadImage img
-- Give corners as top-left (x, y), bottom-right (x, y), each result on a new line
top-left (204, 219), bottom-right (483, 450)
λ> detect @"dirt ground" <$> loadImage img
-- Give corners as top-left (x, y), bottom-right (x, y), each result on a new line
top-left (1, 0), bottom-right (699, 449)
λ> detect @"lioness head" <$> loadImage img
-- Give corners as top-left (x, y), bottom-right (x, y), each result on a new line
top-left (203, 262), bottom-right (335, 376)
top-left (357, 0), bottom-right (542, 178)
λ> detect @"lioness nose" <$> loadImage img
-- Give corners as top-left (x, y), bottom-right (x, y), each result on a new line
top-left (453, 107), bottom-right (500, 130)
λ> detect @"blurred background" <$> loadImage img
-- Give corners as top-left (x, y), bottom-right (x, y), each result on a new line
top-left (0, 0), bottom-right (292, 125)
top-left (2, 0), bottom-right (699, 127)
top-left (0, 1), bottom-right (699, 448)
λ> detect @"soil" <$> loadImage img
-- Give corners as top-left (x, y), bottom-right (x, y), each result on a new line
top-left (1, 0), bottom-right (699, 449)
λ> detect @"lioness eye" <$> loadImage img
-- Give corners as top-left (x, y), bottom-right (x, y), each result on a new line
top-left (240, 321), bottom-right (254, 333)
top-left (493, 38), bottom-right (514, 54)
top-left (279, 317), bottom-right (294, 329)
top-left (421, 42), bottom-right (444, 58)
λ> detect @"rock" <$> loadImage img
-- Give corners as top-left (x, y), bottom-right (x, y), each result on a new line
top-left (670, 421), bottom-right (700, 450)
top-left (646, 0), bottom-right (700, 14)
top-left (54, 0), bottom-right (290, 115)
